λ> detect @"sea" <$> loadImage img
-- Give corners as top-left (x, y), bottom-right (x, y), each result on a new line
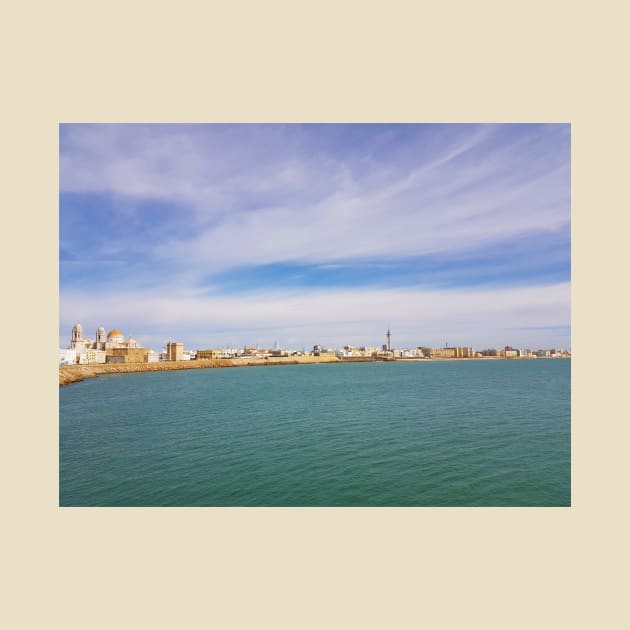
top-left (59, 359), bottom-right (571, 507)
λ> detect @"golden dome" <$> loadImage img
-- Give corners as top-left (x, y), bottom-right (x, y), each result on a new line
top-left (107, 329), bottom-right (124, 338)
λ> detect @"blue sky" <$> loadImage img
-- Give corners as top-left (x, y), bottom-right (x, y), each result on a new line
top-left (60, 123), bottom-right (570, 351)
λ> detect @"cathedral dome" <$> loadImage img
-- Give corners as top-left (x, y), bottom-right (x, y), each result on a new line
top-left (107, 329), bottom-right (124, 339)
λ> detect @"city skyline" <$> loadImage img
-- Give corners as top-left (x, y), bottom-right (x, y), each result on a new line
top-left (60, 123), bottom-right (570, 351)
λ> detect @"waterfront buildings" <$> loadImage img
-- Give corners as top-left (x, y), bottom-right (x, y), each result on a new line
top-left (63, 323), bottom-right (157, 365)
top-left (70, 323), bottom-right (140, 352)
top-left (431, 346), bottom-right (475, 359)
top-left (61, 323), bottom-right (570, 366)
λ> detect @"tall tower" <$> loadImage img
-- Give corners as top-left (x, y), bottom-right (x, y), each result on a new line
top-left (95, 326), bottom-right (106, 350)
top-left (71, 323), bottom-right (84, 349)
top-left (386, 327), bottom-right (392, 352)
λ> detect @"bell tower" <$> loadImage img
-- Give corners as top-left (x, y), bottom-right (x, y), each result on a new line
top-left (71, 323), bottom-right (84, 349)
top-left (95, 326), bottom-right (106, 350)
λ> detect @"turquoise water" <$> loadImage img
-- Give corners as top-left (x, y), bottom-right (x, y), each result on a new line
top-left (59, 359), bottom-right (571, 506)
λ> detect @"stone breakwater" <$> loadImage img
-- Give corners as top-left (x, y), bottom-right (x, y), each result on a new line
top-left (59, 355), bottom-right (342, 386)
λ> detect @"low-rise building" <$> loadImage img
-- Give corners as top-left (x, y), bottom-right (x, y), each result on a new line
top-left (79, 348), bottom-right (106, 364)
top-left (479, 349), bottom-right (498, 357)
top-left (433, 347), bottom-right (457, 358)
top-left (107, 347), bottom-right (150, 363)
top-left (197, 349), bottom-right (222, 360)
top-left (431, 346), bottom-right (474, 358)
top-left (398, 348), bottom-right (425, 358)
top-left (59, 348), bottom-right (76, 365)
top-left (270, 349), bottom-right (290, 357)
top-left (359, 346), bottom-right (380, 357)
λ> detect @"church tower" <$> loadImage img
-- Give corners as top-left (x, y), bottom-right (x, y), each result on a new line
top-left (95, 326), bottom-right (106, 350)
top-left (71, 323), bottom-right (84, 349)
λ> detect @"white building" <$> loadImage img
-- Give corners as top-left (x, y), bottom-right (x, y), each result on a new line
top-left (399, 348), bottom-right (425, 358)
top-left (59, 348), bottom-right (76, 365)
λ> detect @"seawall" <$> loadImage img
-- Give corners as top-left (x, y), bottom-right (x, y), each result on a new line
top-left (59, 355), bottom-right (562, 386)
top-left (59, 355), bottom-right (342, 386)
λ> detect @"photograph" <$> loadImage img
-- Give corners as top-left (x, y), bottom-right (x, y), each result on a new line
top-left (59, 122), bottom-right (571, 506)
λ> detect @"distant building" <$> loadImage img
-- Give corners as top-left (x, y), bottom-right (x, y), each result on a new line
top-left (433, 347), bottom-right (456, 358)
top-left (106, 330), bottom-right (140, 350)
top-left (432, 346), bottom-right (475, 358)
top-left (270, 349), bottom-right (290, 357)
top-left (69, 324), bottom-right (142, 352)
top-left (70, 323), bottom-right (87, 350)
top-left (166, 341), bottom-right (184, 361)
top-left (455, 346), bottom-right (474, 358)
top-left (197, 349), bottom-right (221, 360)
top-left (106, 348), bottom-right (150, 363)
top-left (360, 346), bottom-right (380, 357)
top-left (77, 348), bottom-right (106, 364)
top-left (398, 348), bottom-right (425, 358)
top-left (59, 348), bottom-right (76, 365)
top-left (313, 345), bottom-right (335, 356)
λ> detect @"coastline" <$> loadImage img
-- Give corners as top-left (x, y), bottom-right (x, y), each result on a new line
top-left (59, 355), bottom-right (341, 386)
top-left (58, 354), bottom-right (568, 386)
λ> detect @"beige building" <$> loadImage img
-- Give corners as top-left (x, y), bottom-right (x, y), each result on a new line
top-left (197, 349), bottom-right (221, 360)
top-left (432, 346), bottom-right (475, 358)
top-left (106, 347), bottom-right (150, 363)
top-left (433, 347), bottom-right (456, 358)
top-left (166, 341), bottom-right (184, 361)
top-left (454, 346), bottom-right (475, 358)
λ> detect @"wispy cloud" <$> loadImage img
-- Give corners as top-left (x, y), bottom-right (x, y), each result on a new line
top-left (60, 123), bottom-right (570, 348)
top-left (60, 281), bottom-right (570, 351)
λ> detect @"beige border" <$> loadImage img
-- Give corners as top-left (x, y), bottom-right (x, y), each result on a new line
top-left (4, 1), bottom-right (627, 627)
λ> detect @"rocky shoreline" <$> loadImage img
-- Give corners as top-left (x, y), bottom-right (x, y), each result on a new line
top-left (59, 354), bottom-right (563, 386)
top-left (58, 355), bottom-right (342, 386)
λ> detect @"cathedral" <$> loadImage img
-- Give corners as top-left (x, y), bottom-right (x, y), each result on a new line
top-left (70, 323), bottom-right (141, 351)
